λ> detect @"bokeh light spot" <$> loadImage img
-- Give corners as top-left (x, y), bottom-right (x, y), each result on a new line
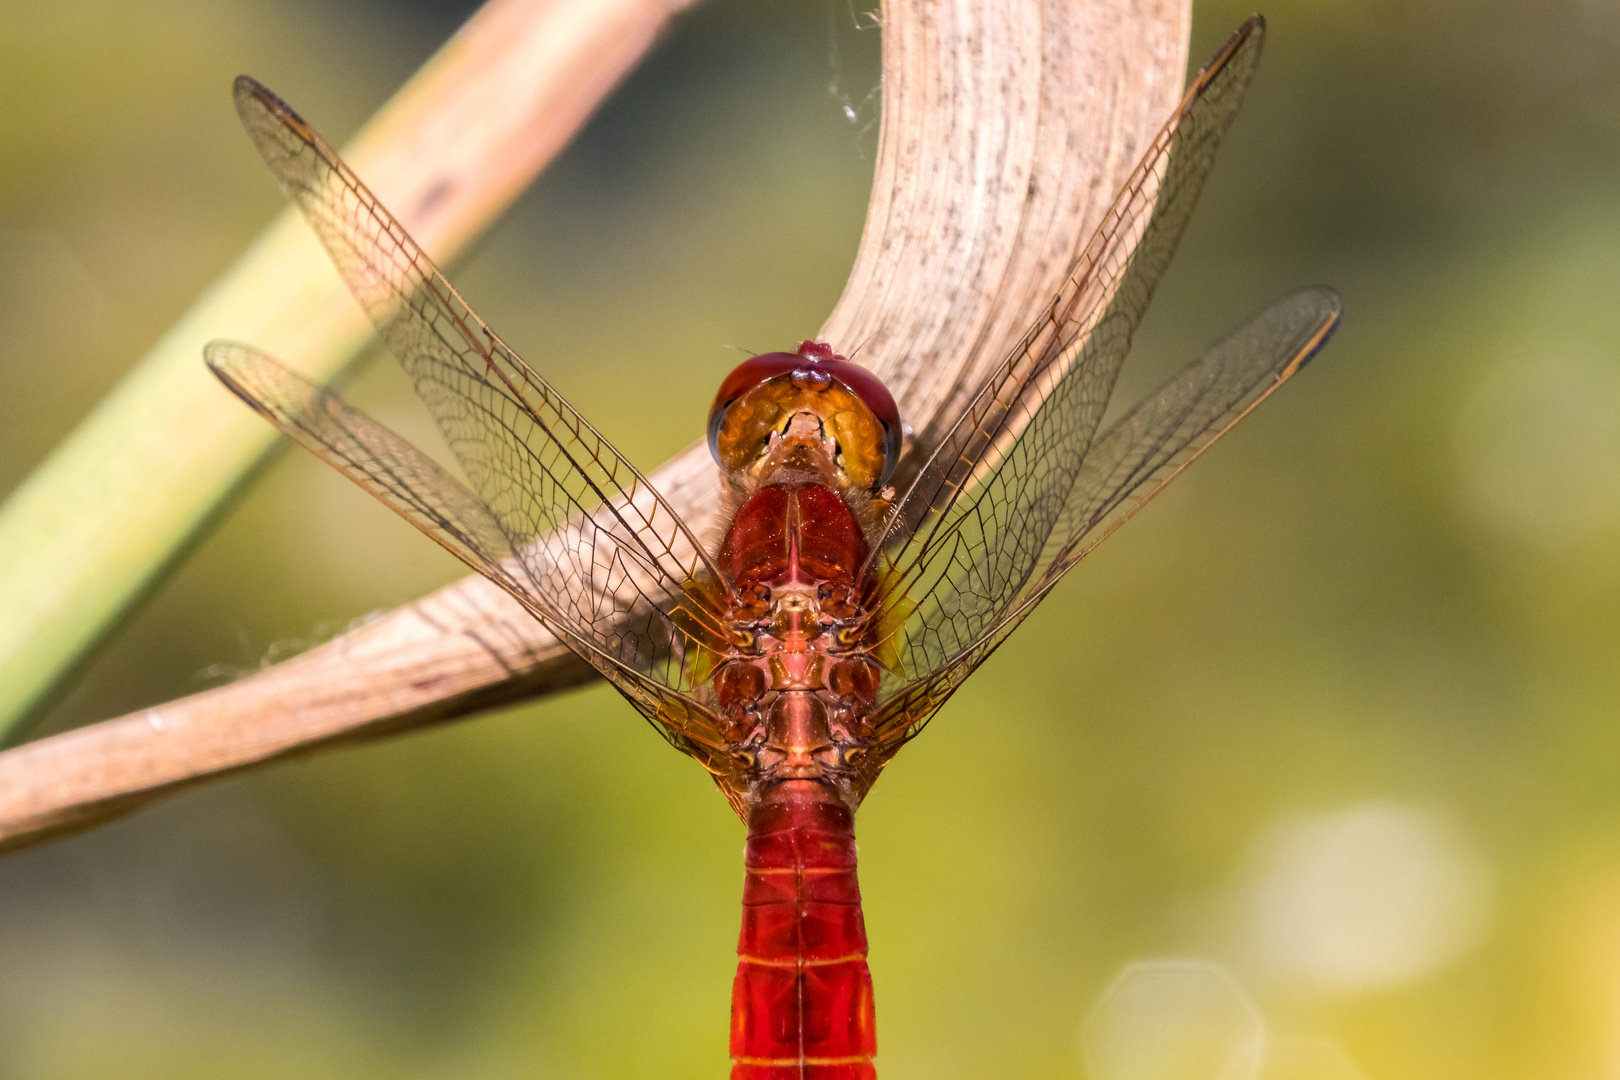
top-left (1081, 960), bottom-right (1265, 1080)
top-left (1258, 1038), bottom-right (1364, 1080)
top-left (1244, 802), bottom-right (1491, 993)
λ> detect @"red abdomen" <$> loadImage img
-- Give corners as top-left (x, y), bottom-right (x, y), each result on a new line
top-left (731, 788), bottom-right (876, 1079)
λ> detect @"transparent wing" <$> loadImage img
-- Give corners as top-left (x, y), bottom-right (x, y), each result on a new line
top-left (868, 288), bottom-right (1341, 755)
top-left (869, 19), bottom-right (1264, 568)
top-left (858, 20), bottom-right (1335, 750)
top-left (218, 78), bottom-right (733, 767)
top-left (205, 342), bottom-right (735, 770)
top-left (207, 341), bottom-right (519, 582)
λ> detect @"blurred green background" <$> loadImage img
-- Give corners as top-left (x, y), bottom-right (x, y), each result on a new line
top-left (4, 0), bottom-right (1620, 1077)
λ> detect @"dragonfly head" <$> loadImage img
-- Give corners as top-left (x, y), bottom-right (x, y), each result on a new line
top-left (708, 341), bottom-right (902, 490)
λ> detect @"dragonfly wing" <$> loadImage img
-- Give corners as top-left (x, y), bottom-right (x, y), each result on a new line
top-left (1030, 287), bottom-right (1341, 591)
top-left (221, 79), bottom-right (733, 764)
top-left (207, 341), bottom-right (524, 593)
top-left (869, 288), bottom-right (1341, 754)
top-left (869, 17), bottom-right (1264, 568)
top-left (206, 342), bottom-right (733, 764)
top-left (862, 18), bottom-right (1264, 711)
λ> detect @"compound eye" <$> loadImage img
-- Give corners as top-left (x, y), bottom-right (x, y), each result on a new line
top-left (708, 341), bottom-right (903, 488)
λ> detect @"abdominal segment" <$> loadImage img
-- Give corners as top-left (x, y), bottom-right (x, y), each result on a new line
top-left (731, 791), bottom-right (876, 1080)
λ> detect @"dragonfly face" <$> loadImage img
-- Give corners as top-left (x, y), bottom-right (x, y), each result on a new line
top-left (709, 339), bottom-right (903, 493)
top-left (203, 17), bottom-right (1338, 1078)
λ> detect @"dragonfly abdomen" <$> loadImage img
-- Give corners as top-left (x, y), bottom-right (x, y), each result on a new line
top-left (731, 785), bottom-right (876, 1079)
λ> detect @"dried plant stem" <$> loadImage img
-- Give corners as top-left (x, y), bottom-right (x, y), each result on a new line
top-left (0, 0), bottom-right (1191, 855)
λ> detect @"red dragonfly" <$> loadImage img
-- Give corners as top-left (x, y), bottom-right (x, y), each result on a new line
top-left (206, 16), bottom-right (1337, 1080)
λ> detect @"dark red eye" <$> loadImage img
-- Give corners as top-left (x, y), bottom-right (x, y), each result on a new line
top-left (708, 341), bottom-right (902, 486)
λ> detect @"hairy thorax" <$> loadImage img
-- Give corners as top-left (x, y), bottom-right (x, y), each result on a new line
top-left (712, 480), bottom-right (884, 808)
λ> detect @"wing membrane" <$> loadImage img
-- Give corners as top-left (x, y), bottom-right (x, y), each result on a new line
top-left (868, 18), bottom-right (1264, 571)
top-left (1031, 288), bottom-right (1340, 591)
top-left (206, 341), bottom-right (734, 765)
top-left (861, 20), bottom-right (1340, 751)
top-left (208, 341), bottom-right (525, 597)
top-left (216, 79), bottom-right (731, 761)
top-left (869, 288), bottom-right (1341, 753)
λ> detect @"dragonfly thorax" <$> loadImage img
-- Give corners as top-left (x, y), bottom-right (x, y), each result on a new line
top-left (713, 482), bottom-right (884, 807)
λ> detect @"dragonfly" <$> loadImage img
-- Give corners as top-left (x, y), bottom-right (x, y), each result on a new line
top-left (206, 15), bottom-right (1337, 1080)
